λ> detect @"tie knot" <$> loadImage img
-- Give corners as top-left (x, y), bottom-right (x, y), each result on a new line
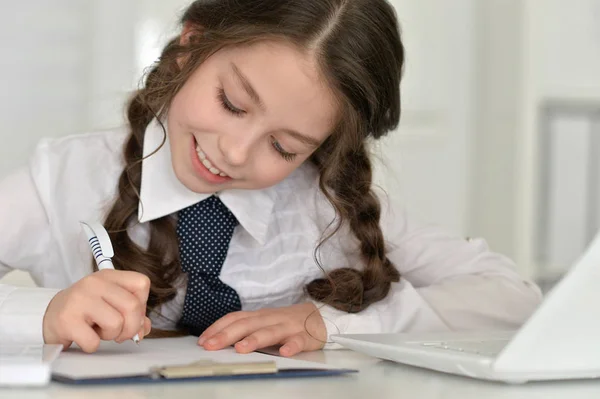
top-left (178, 196), bottom-right (237, 225)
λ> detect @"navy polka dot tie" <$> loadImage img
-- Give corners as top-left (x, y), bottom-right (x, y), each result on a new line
top-left (176, 195), bottom-right (242, 336)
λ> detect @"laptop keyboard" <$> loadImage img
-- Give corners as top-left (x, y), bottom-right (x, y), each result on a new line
top-left (418, 339), bottom-right (510, 357)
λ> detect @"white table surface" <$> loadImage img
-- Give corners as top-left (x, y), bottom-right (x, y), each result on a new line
top-left (3, 348), bottom-right (600, 399)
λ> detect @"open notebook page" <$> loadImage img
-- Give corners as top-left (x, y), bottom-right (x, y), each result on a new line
top-left (52, 336), bottom-right (339, 379)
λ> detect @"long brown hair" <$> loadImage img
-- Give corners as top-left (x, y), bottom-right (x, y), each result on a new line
top-left (103, 0), bottom-right (404, 320)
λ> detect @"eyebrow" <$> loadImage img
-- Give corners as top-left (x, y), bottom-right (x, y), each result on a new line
top-left (280, 129), bottom-right (322, 148)
top-left (231, 62), bottom-right (265, 110)
top-left (230, 62), bottom-right (323, 149)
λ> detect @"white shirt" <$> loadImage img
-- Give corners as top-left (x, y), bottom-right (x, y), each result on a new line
top-left (0, 119), bottom-right (542, 348)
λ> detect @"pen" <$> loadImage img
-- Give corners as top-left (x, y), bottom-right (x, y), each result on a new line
top-left (80, 222), bottom-right (141, 344)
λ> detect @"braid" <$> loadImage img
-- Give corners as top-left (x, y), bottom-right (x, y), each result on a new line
top-left (100, 39), bottom-right (186, 313)
top-left (307, 118), bottom-right (400, 313)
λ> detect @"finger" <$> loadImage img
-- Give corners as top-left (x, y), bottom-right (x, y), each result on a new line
top-left (97, 269), bottom-right (151, 306)
top-left (203, 315), bottom-right (278, 350)
top-left (69, 322), bottom-right (102, 353)
top-left (99, 286), bottom-right (145, 342)
top-left (136, 317), bottom-right (152, 341)
top-left (280, 333), bottom-right (308, 357)
top-left (234, 324), bottom-right (290, 354)
top-left (198, 311), bottom-right (249, 345)
top-left (84, 299), bottom-right (124, 341)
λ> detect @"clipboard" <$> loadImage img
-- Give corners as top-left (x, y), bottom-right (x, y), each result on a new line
top-left (51, 337), bottom-right (357, 385)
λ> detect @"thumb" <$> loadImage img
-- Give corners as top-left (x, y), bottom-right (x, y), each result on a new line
top-left (280, 333), bottom-right (309, 357)
top-left (143, 316), bottom-right (152, 336)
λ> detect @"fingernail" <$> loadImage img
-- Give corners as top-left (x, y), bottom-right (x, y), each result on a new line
top-left (238, 340), bottom-right (248, 347)
top-left (206, 338), bottom-right (217, 346)
top-left (198, 336), bottom-right (205, 345)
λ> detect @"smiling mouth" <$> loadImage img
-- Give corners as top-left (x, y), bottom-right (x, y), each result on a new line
top-left (194, 142), bottom-right (229, 178)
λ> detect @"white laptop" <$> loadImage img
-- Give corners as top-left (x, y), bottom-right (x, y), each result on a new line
top-left (331, 232), bottom-right (600, 383)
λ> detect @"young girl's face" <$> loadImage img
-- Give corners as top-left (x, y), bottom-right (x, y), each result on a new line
top-left (166, 40), bottom-right (338, 194)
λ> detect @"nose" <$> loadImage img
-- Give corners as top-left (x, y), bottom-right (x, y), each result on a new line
top-left (218, 131), bottom-right (253, 167)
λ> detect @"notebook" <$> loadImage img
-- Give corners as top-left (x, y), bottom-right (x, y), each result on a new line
top-left (0, 344), bottom-right (63, 387)
top-left (52, 336), bottom-right (356, 384)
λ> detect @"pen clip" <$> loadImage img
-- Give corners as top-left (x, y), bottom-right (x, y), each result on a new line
top-left (80, 221), bottom-right (114, 258)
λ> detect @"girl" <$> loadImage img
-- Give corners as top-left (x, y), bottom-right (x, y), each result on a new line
top-left (0, 0), bottom-right (541, 356)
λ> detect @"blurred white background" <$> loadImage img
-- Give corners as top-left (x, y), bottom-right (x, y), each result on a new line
top-left (1, 0), bottom-right (599, 289)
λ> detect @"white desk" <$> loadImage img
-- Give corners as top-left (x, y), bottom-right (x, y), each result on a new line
top-left (3, 349), bottom-right (600, 399)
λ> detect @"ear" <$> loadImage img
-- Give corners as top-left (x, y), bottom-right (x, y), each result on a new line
top-left (179, 22), bottom-right (198, 46)
top-left (178, 22), bottom-right (201, 68)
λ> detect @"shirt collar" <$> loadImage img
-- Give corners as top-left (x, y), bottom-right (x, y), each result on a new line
top-left (138, 118), bottom-right (278, 245)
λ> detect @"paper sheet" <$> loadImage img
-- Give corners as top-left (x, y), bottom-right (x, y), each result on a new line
top-left (52, 336), bottom-right (338, 379)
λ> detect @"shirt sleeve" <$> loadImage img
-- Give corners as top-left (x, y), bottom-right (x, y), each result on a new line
top-left (0, 166), bottom-right (61, 344)
top-left (316, 193), bottom-right (543, 349)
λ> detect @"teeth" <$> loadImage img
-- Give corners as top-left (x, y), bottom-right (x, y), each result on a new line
top-left (201, 158), bottom-right (222, 175)
top-left (195, 143), bottom-right (229, 177)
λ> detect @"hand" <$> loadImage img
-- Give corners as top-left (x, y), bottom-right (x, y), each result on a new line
top-left (43, 269), bottom-right (152, 353)
top-left (198, 303), bottom-right (327, 357)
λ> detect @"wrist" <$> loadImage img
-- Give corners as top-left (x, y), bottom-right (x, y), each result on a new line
top-left (305, 302), bottom-right (328, 344)
top-left (42, 290), bottom-right (64, 345)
